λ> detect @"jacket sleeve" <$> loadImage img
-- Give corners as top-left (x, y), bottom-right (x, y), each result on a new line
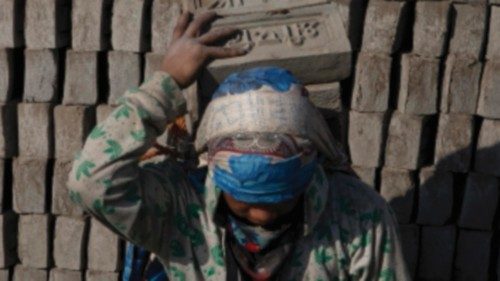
top-left (67, 71), bottom-right (191, 254)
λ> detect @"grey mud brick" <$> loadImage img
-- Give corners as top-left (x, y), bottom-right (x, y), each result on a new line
top-left (86, 270), bottom-right (120, 281)
top-left (348, 111), bottom-right (388, 168)
top-left (186, 0), bottom-right (329, 13)
top-left (0, 212), bottom-right (17, 268)
top-left (454, 230), bottom-right (491, 281)
top-left (0, 269), bottom-right (8, 281)
top-left (475, 119), bottom-right (500, 177)
top-left (380, 168), bottom-right (415, 224)
top-left (434, 114), bottom-right (474, 172)
top-left (306, 82), bottom-right (343, 118)
top-left (72, 0), bottom-right (112, 51)
top-left (18, 103), bottom-right (53, 158)
top-left (151, 0), bottom-right (181, 54)
top-left (13, 266), bottom-right (47, 281)
top-left (477, 61), bottom-right (500, 119)
top-left (330, 0), bottom-right (365, 51)
top-left (351, 52), bottom-right (392, 112)
top-left (13, 158), bottom-right (48, 214)
top-left (96, 104), bottom-right (117, 123)
top-left (417, 167), bottom-right (454, 225)
top-left (49, 269), bottom-right (82, 281)
top-left (453, 0), bottom-right (489, 3)
top-left (52, 160), bottom-right (84, 217)
top-left (417, 226), bottom-right (456, 281)
top-left (54, 105), bottom-right (94, 160)
top-left (207, 5), bottom-right (352, 84)
top-left (0, 104), bottom-right (17, 158)
top-left (0, 0), bottom-right (24, 48)
top-left (398, 54), bottom-right (440, 115)
top-left (486, 7), bottom-right (500, 60)
top-left (88, 219), bottom-right (121, 271)
top-left (458, 173), bottom-right (499, 230)
top-left (448, 4), bottom-right (487, 60)
top-left (18, 215), bottom-right (50, 268)
top-left (0, 49), bottom-right (14, 102)
top-left (440, 55), bottom-right (482, 114)
top-left (361, 1), bottom-right (407, 54)
top-left (0, 161), bottom-right (4, 210)
top-left (385, 113), bottom-right (432, 170)
top-left (352, 166), bottom-right (376, 188)
top-left (111, 0), bottom-right (152, 52)
top-left (144, 53), bottom-right (163, 81)
top-left (108, 51), bottom-right (141, 105)
top-left (399, 224), bottom-right (419, 279)
top-left (412, 2), bottom-right (450, 57)
top-left (24, 49), bottom-right (59, 103)
top-left (63, 51), bottom-right (99, 105)
top-left (25, 0), bottom-right (70, 49)
top-left (54, 216), bottom-right (87, 270)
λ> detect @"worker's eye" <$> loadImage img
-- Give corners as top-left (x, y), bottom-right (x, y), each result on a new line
top-left (267, 133), bottom-right (280, 141)
top-left (234, 133), bottom-right (252, 141)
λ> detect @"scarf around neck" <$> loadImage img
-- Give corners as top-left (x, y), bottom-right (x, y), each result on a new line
top-left (224, 199), bottom-right (303, 281)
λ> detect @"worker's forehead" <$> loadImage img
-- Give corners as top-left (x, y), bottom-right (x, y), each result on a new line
top-left (208, 133), bottom-right (312, 149)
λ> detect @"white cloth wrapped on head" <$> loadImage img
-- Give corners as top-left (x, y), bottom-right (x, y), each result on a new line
top-left (195, 68), bottom-right (347, 167)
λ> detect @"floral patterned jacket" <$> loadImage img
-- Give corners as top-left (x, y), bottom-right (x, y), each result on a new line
top-left (67, 72), bottom-right (410, 281)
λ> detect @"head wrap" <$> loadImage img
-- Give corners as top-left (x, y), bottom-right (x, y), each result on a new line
top-left (196, 67), bottom-right (348, 203)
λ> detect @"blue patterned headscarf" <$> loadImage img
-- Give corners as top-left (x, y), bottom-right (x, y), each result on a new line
top-left (197, 67), bottom-right (347, 203)
top-left (212, 67), bottom-right (301, 98)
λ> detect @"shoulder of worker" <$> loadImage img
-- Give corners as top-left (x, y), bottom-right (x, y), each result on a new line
top-left (326, 170), bottom-right (394, 225)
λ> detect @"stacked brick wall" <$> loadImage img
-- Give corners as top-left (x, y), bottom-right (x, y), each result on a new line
top-left (0, 0), bottom-right (499, 280)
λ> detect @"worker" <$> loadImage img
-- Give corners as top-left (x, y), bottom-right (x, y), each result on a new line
top-left (68, 11), bottom-right (409, 281)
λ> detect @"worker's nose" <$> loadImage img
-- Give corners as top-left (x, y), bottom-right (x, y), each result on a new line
top-left (245, 207), bottom-right (280, 226)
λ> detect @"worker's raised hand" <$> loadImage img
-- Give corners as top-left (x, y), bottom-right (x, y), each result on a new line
top-left (161, 12), bottom-right (246, 88)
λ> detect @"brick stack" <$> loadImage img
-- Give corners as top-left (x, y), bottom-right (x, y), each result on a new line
top-left (433, 4), bottom-right (490, 281)
top-left (473, 3), bottom-right (500, 281)
top-left (0, 3), bottom-right (19, 280)
top-left (0, 0), bottom-right (124, 280)
top-left (13, 0), bottom-right (60, 279)
top-left (404, 3), bottom-right (451, 279)
top-left (345, 0), bottom-right (499, 280)
top-left (349, 1), bottom-right (408, 188)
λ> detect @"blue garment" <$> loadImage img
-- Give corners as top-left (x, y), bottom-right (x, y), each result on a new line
top-left (122, 242), bottom-right (168, 281)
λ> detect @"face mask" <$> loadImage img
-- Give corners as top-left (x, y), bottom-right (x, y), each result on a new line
top-left (227, 214), bottom-right (293, 253)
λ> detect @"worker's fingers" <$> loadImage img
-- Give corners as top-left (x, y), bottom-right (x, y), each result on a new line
top-left (205, 46), bottom-right (247, 59)
top-left (172, 12), bottom-right (191, 41)
top-left (185, 12), bottom-right (218, 38)
top-left (198, 27), bottom-right (240, 45)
